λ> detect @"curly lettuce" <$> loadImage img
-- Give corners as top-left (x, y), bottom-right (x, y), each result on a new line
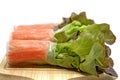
top-left (51, 15), bottom-right (117, 77)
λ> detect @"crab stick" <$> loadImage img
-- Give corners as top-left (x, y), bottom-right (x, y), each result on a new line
top-left (7, 40), bottom-right (50, 63)
top-left (12, 29), bottom-right (54, 41)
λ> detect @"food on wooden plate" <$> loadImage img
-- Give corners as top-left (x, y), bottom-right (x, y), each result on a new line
top-left (6, 12), bottom-right (118, 77)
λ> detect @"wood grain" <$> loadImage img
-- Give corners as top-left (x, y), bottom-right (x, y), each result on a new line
top-left (0, 57), bottom-right (115, 80)
top-left (0, 57), bottom-right (83, 80)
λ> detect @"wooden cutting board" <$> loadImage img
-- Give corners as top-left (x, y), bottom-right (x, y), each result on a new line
top-left (0, 57), bottom-right (114, 80)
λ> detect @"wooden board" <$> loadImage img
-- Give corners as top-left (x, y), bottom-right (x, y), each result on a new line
top-left (0, 57), bottom-right (115, 80)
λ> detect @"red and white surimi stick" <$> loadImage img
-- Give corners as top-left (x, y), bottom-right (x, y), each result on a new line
top-left (14, 23), bottom-right (55, 31)
top-left (12, 23), bottom-right (55, 40)
top-left (12, 29), bottom-right (54, 41)
top-left (7, 40), bottom-right (50, 63)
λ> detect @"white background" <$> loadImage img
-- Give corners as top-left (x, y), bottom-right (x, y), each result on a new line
top-left (0, 0), bottom-right (120, 79)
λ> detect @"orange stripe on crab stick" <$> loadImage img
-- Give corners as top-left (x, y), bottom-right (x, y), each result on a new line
top-left (7, 40), bottom-right (50, 63)
top-left (12, 29), bottom-right (54, 41)
top-left (14, 23), bottom-right (55, 31)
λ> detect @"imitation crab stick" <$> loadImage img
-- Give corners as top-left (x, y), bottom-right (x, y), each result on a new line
top-left (12, 29), bottom-right (54, 41)
top-left (12, 23), bottom-right (55, 40)
top-left (7, 40), bottom-right (50, 63)
top-left (14, 23), bottom-right (55, 31)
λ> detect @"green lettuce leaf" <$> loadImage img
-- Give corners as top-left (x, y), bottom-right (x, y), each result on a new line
top-left (51, 20), bottom-right (117, 76)
top-left (54, 21), bottom-right (81, 42)
top-left (79, 43), bottom-right (106, 76)
top-left (46, 11), bottom-right (117, 76)
top-left (58, 12), bottom-right (94, 28)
